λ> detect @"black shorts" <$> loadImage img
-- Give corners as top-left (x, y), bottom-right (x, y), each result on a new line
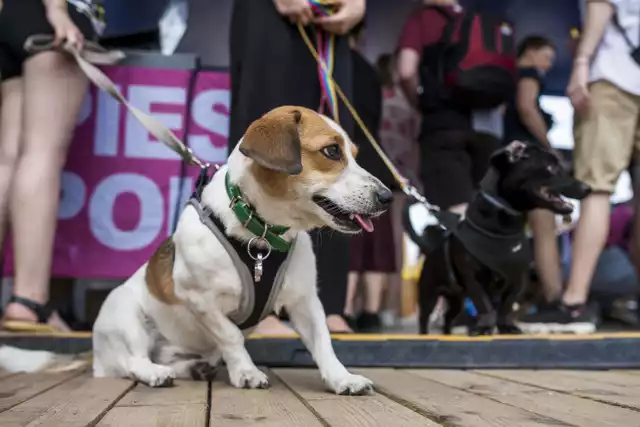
top-left (420, 130), bottom-right (500, 210)
top-left (0, 0), bottom-right (96, 81)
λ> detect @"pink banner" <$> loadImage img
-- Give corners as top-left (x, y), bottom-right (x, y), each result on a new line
top-left (4, 66), bottom-right (230, 279)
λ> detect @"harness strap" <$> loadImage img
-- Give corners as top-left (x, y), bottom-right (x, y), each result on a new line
top-left (186, 199), bottom-right (297, 330)
top-left (187, 199), bottom-right (254, 327)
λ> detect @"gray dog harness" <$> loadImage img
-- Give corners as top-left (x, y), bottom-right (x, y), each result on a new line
top-left (188, 169), bottom-right (297, 331)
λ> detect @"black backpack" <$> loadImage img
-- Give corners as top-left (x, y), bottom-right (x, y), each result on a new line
top-left (427, 6), bottom-right (517, 110)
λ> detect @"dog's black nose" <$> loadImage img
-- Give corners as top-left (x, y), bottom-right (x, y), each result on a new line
top-left (376, 187), bottom-right (394, 205)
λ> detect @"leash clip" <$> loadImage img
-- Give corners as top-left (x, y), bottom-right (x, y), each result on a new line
top-left (247, 237), bottom-right (272, 283)
top-left (404, 185), bottom-right (440, 213)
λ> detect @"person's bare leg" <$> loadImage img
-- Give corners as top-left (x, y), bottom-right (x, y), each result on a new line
top-left (5, 52), bottom-right (88, 331)
top-left (344, 272), bottom-right (359, 317)
top-left (529, 209), bottom-right (563, 303)
top-left (363, 272), bottom-right (387, 314)
top-left (562, 193), bottom-right (611, 305)
top-left (0, 78), bottom-right (22, 247)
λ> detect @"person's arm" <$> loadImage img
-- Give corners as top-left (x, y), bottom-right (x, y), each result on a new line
top-left (42, 0), bottom-right (66, 13)
top-left (574, 0), bottom-right (615, 64)
top-left (397, 9), bottom-right (449, 112)
top-left (40, 0), bottom-right (85, 48)
top-left (396, 10), bottom-right (426, 110)
top-left (516, 78), bottom-right (552, 147)
top-left (567, 0), bottom-right (615, 111)
top-left (397, 50), bottom-right (421, 109)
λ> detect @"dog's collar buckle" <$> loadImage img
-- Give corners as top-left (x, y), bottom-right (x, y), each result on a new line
top-left (229, 195), bottom-right (242, 209)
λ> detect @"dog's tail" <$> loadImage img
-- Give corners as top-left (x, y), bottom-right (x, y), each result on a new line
top-left (0, 345), bottom-right (91, 373)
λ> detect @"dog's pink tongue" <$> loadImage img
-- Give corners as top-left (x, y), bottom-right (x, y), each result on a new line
top-left (353, 214), bottom-right (374, 232)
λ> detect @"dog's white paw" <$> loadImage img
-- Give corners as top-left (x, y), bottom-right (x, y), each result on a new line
top-left (229, 366), bottom-right (270, 389)
top-left (134, 364), bottom-right (176, 387)
top-left (328, 373), bottom-right (374, 395)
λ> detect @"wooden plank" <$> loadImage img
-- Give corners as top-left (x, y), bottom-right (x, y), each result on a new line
top-left (99, 379), bottom-right (208, 427)
top-left (99, 405), bottom-right (206, 427)
top-left (275, 369), bottom-right (440, 427)
top-left (0, 372), bottom-right (133, 427)
top-left (412, 370), bottom-right (640, 427)
top-left (117, 380), bottom-right (207, 407)
top-left (210, 369), bottom-right (323, 427)
top-left (0, 370), bottom-right (15, 380)
top-left (356, 369), bottom-right (566, 427)
top-left (0, 370), bottom-right (83, 413)
top-left (477, 370), bottom-right (640, 410)
top-left (540, 370), bottom-right (640, 387)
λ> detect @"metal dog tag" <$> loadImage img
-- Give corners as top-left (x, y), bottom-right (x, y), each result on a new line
top-left (254, 253), bottom-right (264, 282)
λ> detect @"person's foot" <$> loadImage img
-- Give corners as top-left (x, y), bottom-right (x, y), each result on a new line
top-left (343, 314), bottom-right (358, 331)
top-left (251, 315), bottom-right (297, 336)
top-left (326, 314), bottom-right (353, 333)
top-left (356, 312), bottom-right (382, 333)
top-left (516, 302), bottom-right (597, 334)
top-left (2, 300), bottom-right (71, 333)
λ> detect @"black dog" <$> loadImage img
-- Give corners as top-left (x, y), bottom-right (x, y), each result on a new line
top-left (405, 141), bottom-right (591, 336)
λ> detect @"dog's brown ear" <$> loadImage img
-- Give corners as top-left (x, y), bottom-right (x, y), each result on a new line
top-left (239, 109), bottom-right (303, 175)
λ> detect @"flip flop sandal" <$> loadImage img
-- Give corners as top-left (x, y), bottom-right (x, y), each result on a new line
top-left (1, 296), bottom-right (58, 334)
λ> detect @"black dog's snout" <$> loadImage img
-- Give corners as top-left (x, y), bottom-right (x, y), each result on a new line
top-left (549, 178), bottom-right (592, 200)
top-left (376, 187), bottom-right (394, 205)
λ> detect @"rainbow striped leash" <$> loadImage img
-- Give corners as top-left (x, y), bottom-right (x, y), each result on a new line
top-left (309, 0), bottom-right (340, 123)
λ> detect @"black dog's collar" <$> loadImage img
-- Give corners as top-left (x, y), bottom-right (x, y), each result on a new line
top-left (478, 167), bottom-right (522, 217)
top-left (479, 190), bottom-right (522, 217)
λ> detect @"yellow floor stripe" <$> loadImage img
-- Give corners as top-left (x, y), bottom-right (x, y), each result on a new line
top-left (3, 331), bottom-right (640, 342)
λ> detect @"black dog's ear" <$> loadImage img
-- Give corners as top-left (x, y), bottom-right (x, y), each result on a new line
top-left (490, 140), bottom-right (528, 170)
top-left (505, 140), bottom-right (528, 162)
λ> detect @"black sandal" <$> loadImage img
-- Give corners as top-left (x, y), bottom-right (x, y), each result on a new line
top-left (2, 296), bottom-right (57, 333)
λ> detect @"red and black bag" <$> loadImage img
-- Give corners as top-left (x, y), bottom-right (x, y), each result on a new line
top-left (431, 7), bottom-right (517, 110)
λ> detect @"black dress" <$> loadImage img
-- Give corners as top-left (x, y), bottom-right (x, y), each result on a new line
top-left (229, 0), bottom-right (354, 316)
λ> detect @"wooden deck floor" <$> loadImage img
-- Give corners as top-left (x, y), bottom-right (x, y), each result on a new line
top-left (2, 368), bottom-right (640, 426)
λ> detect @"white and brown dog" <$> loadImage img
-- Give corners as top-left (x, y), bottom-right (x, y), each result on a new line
top-left (90, 106), bottom-right (392, 394)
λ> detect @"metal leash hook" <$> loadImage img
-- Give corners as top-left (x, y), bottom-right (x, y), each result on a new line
top-left (247, 237), bottom-right (272, 283)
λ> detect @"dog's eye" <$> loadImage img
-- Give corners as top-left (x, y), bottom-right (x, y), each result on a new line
top-left (547, 165), bottom-right (559, 174)
top-left (321, 144), bottom-right (342, 161)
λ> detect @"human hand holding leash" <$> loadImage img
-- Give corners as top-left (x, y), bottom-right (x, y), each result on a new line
top-left (314, 0), bottom-right (365, 35)
top-left (273, 0), bottom-right (314, 25)
top-left (46, 5), bottom-right (84, 51)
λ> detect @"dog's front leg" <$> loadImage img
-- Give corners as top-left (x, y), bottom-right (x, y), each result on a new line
top-left (497, 275), bottom-right (524, 335)
top-left (194, 308), bottom-right (268, 389)
top-left (286, 293), bottom-right (373, 395)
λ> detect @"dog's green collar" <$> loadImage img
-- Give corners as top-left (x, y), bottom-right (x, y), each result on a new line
top-left (225, 173), bottom-right (291, 252)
